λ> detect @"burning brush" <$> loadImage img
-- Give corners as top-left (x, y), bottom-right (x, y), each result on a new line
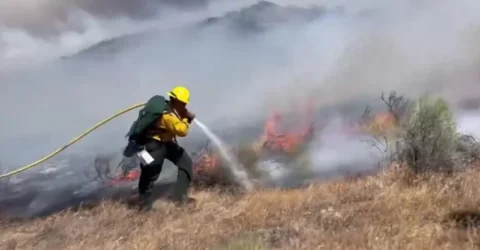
top-left (190, 98), bottom-right (317, 188)
top-left (191, 141), bottom-right (233, 187)
top-left (92, 96), bottom-right (406, 189)
top-left (94, 97), bottom-right (322, 188)
top-left (88, 154), bottom-right (141, 186)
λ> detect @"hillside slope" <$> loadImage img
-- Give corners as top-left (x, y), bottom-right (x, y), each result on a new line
top-left (1, 166), bottom-right (480, 250)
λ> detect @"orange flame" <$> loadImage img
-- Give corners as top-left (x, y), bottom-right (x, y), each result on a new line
top-left (109, 169), bottom-right (141, 186)
top-left (192, 97), bottom-right (316, 175)
top-left (260, 97), bottom-right (314, 153)
top-left (362, 112), bottom-right (398, 134)
top-left (193, 151), bottom-right (220, 176)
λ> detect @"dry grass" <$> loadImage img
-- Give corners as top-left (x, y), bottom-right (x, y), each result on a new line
top-left (2, 166), bottom-right (480, 250)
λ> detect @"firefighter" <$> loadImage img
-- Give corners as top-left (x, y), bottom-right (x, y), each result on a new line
top-left (137, 86), bottom-right (196, 210)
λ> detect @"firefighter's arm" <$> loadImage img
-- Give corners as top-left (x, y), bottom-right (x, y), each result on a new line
top-left (161, 113), bottom-right (190, 137)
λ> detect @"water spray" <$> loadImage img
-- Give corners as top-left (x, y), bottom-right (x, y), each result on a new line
top-left (193, 119), bottom-right (254, 190)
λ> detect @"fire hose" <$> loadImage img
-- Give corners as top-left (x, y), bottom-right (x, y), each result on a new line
top-left (0, 103), bottom-right (146, 179)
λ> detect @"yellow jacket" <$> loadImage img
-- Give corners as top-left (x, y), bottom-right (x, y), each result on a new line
top-left (148, 110), bottom-right (190, 142)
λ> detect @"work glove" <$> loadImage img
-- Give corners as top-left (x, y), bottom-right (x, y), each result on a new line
top-left (185, 110), bottom-right (196, 123)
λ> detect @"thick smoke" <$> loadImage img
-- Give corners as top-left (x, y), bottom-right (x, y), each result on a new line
top-left (0, 0), bottom-right (210, 36)
top-left (1, 0), bottom-right (480, 218)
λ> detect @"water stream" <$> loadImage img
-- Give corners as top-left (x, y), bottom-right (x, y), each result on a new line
top-left (193, 119), bottom-right (254, 190)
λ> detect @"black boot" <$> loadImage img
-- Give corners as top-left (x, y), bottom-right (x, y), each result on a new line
top-left (138, 192), bottom-right (154, 211)
top-left (170, 169), bottom-right (195, 205)
top-left (180, 196), bottom-right (197, 204)
top-left (173, 196), bottom-right (196, 207)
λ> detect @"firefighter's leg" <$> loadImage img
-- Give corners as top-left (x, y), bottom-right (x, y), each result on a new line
top-left (165, 142), bottom-right (194, 204)
top-left (138, 141), bottom-right (166, 210)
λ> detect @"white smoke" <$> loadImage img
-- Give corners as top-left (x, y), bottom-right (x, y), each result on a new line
top-left (0, 0), bottom-right (263, 69)
top-left (0, 0), bottom-right (478, 166)
top-left (456, 111), bottom-right (480, 139)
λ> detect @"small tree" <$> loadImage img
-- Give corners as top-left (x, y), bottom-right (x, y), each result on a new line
top-left (396, 96), bottom-right (457, 173)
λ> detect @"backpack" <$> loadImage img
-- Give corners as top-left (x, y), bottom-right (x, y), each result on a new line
top-left (123, 95), bottom-right (167, 157)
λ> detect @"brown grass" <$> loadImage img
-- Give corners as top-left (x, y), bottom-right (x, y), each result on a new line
top-left (2, 166), bottom-right (480, 250)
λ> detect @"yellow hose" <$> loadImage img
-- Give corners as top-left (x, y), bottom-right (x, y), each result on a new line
top-left (0, 102), bottom-right (146, 179)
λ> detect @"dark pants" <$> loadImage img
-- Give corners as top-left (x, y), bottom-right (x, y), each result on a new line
top-left (138, 139), bottom-right (193, 203)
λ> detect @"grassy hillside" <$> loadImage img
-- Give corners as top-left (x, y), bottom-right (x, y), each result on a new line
top-left (2, 93), bottom-right (480, 250)
top-left (1, 166), bottom-right (480, 250)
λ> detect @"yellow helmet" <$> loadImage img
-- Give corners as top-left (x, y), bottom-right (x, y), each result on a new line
top-left (167, 86), bottom-right (190, 104)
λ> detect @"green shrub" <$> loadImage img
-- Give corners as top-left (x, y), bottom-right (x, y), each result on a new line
top-left (395, 96), bottom-right (457, 173)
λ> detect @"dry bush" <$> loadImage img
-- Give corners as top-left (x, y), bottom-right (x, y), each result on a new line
top-left (362, 91), bottom-right (407, 136)
top-left (453, 135), bottom-right (480, 168)
top-left (191, 142), bottom-right (240, 189)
